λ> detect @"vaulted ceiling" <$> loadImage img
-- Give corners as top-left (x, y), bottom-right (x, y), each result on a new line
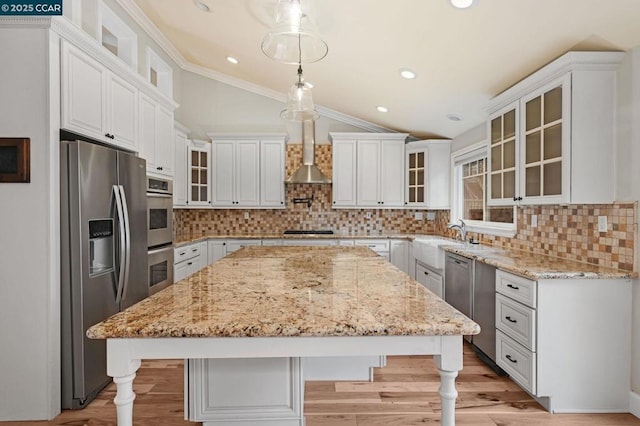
top-left (131, 0), bottom-right (640, 139)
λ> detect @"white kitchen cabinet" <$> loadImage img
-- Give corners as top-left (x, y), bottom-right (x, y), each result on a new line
top-left (207, 240), bottom-right (227, 264)
top-left (211, 139), bottom-right (253, 207)
top-left (415, 262), bottom-right (443, 298)
top-left (494, 270), bottom-right (631, 412)
top-left (209, 134), bottom-right (286, 208)
top-left (225, 239), bottom-right (262, 254)
top-left (390, 240), bottom-right (409, 274)
top-left (281, 239), bottom-right (337, 246)
top-left (330, 133), bottom-right (408, 208)
top-left (405, 140), bottom-right (451, 209)
top-left (260, 138), bottom-right (286, 208)
top-left (174, 242), bottom-right (202, 282)
top-left (173, 122), bottom-right (189, 207)
top-left (354, 239), bottom-right (390, 260)
top-left (487, 52), bottom-right (623, 205)
top-left (61, 40), bottom-right (137, 151)
top-left (139, 92), bottom-right (174, 177)
top-left (331, 139), bottom-right (357, 207)
top-left (187, 139), bottom-right (212, 206)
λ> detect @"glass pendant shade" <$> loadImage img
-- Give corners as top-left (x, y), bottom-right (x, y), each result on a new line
top-left (281, 78), bottom-right (319, 121)
top-left (261, 0), bottom-right (328, 64)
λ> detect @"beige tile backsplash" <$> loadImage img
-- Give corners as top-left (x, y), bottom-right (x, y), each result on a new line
top-left (174, 144), bottom-right (637, 272)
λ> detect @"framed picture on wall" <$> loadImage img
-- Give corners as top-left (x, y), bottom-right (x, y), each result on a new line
top-left (0, 138), bottom-right (30, 183)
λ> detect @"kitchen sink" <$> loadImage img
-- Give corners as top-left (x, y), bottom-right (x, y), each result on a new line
top-left (413, 238), bottom-right (463, 270)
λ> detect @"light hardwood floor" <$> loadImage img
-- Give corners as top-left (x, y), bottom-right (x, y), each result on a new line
top-left (5, 345), bottom-right (640, 426)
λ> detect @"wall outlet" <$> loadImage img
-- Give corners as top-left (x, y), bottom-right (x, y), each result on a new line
top-left (426, 212), bottom-right (436, 221)
top-left (365, 211), bottom-right (372, 219)
top-left (244, 211), bottom-right (249, 220)
top-left (531, 214), bottom-right (537, 227)
top-left (414, 212), bottom-right (423, 220)
top-left (598, 215), bottom-right (607, 232)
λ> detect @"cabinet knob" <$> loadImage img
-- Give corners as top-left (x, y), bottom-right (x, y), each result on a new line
top-left (333, 201), bottom-right (336, 204)
top-left (157, 166), bottom-right (163, 171)
top-left (281, 201), bottom-right (284, 204)
top-left (513, 196), bottom-right (518, 202)
top-left (424, 271), bottom-right (429, 275)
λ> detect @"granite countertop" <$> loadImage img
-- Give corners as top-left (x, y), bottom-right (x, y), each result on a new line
top-left (87, 246), bottom-right (480, 339)
top-left (173, 232), bottom-right (424, 247)
top-left (443, 245), bottom-right (634, 280)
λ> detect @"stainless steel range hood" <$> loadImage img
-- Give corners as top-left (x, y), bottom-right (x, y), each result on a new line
top-left (286, 120), bottom-right (331, 184)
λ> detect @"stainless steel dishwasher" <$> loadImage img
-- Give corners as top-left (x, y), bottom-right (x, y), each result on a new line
top-left (473, 261), bottom-right (496, 362)
top-left (444, 252), bottom-right (473, 343)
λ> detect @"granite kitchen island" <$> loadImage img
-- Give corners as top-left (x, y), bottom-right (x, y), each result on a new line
top-left (88, 246), bottom-right (479, 426)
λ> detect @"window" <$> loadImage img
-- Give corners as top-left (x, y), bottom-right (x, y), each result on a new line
top-left (451, 143), bottom-right (516, 237)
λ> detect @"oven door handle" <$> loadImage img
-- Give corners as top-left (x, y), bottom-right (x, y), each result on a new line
top-left (147, 192), bottom-right (173, 199)
top-left (113, 185), bottom-right (126, 304)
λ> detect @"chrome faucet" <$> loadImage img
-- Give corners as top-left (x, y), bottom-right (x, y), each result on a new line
top-left (448, 219), bottom-right (467, 242)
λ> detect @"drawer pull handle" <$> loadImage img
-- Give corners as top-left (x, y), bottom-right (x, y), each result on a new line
top-left (507, 284), bottom-right (520, 290)
top-left (187, 262), bottom-right (193, 266)
top-left (505, 316), bottom-right (517, 323)
top-left (192, 248), bottom-right (198, 252)
top-left (179, 252), bottom-right (186, 256)
top-left (505, 354), bottom-right (518, 363)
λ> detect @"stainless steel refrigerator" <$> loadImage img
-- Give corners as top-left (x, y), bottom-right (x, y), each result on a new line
top-left (60, 139), bottom-right (148, 409)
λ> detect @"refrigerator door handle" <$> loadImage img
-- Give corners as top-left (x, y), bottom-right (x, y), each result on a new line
top-left (118, 185), bottom-right (132, 303)
top-left (113, 185), bottom-right (126, 304)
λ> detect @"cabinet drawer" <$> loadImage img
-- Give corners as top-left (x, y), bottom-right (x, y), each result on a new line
top-left (496, 270), bottom-right (537, 308)
top-left (496, 330), bottom-right (537, 394)
top-left (355, 240), bottom-right (390, 253)
top-left (496, 294), bottom-right (536, 351)
top-left (175, 244), bottom-right (200, 263)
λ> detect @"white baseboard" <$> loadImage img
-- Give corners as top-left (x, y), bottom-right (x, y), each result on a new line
top-left (631, 391), bottom-right (640, 419)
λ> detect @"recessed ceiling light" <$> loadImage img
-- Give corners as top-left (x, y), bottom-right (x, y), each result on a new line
top-left (226, 56), bottom-right (239, 64)
top-left (399, 69), bottom-right (416, 79)
top-left (377, 106), bottom-right (388, 113)
top-left (193, 0), bottom-right (210, 12)
top-left (450, 0), bottom-right (476, 8)
top-left (447, 113), bottom-right (464, 122)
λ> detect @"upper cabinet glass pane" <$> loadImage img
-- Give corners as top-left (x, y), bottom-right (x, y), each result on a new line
top-left (504, 109), bottom-right (516, 139)
top-left (526, 96), bottom-right (541, 131)
top-left (491, 145), bottom-right (502, 171)
top-left (543, 124), bottom-right (562, 160)
top-left (544, 86), bottom-right (562, 124)
top-left (491, 117), bottom-right (502, 143)
top-left (525, 132), bottom-right (541, 164)
top-left (503, 140), bottom-right (515, 169)
top-left (409, 153), bottom-right (416, 169)
top-left (417, 152), bottom-right (424, 168)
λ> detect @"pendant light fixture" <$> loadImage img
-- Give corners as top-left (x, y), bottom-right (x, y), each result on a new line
top-left (281, 64), bottom-right (319, 121)
top-left (261, 0), bottom-right (328, 64)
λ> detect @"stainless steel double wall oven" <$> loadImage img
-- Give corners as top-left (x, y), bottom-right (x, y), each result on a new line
top-left (146, 176), bottom-right (174, 294)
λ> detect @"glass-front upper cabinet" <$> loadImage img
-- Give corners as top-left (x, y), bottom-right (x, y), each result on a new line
top-left (407, 150), bottom-right (425, 204)
top-left (187, 139), bottom-right (211, 206)
top-left (487, 101), bottom-right (518, 206)
top-left (520, 75), bottom-right (569, 204)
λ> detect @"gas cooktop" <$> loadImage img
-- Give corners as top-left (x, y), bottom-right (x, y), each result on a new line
top-left (283, 230), bottom-right (334, 235)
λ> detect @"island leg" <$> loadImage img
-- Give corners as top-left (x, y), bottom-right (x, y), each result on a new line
top-left (107, 339), bottom-right (142, 426)
top-left (434, 336), bottom-right (463, 426)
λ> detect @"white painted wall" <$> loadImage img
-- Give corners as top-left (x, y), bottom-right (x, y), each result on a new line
top-left (0, 28), bottom-right (60, 420)
top-left (179, 70), bottom-right (366, 142)
top-left (615, 47), bottom-right (640, 400)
